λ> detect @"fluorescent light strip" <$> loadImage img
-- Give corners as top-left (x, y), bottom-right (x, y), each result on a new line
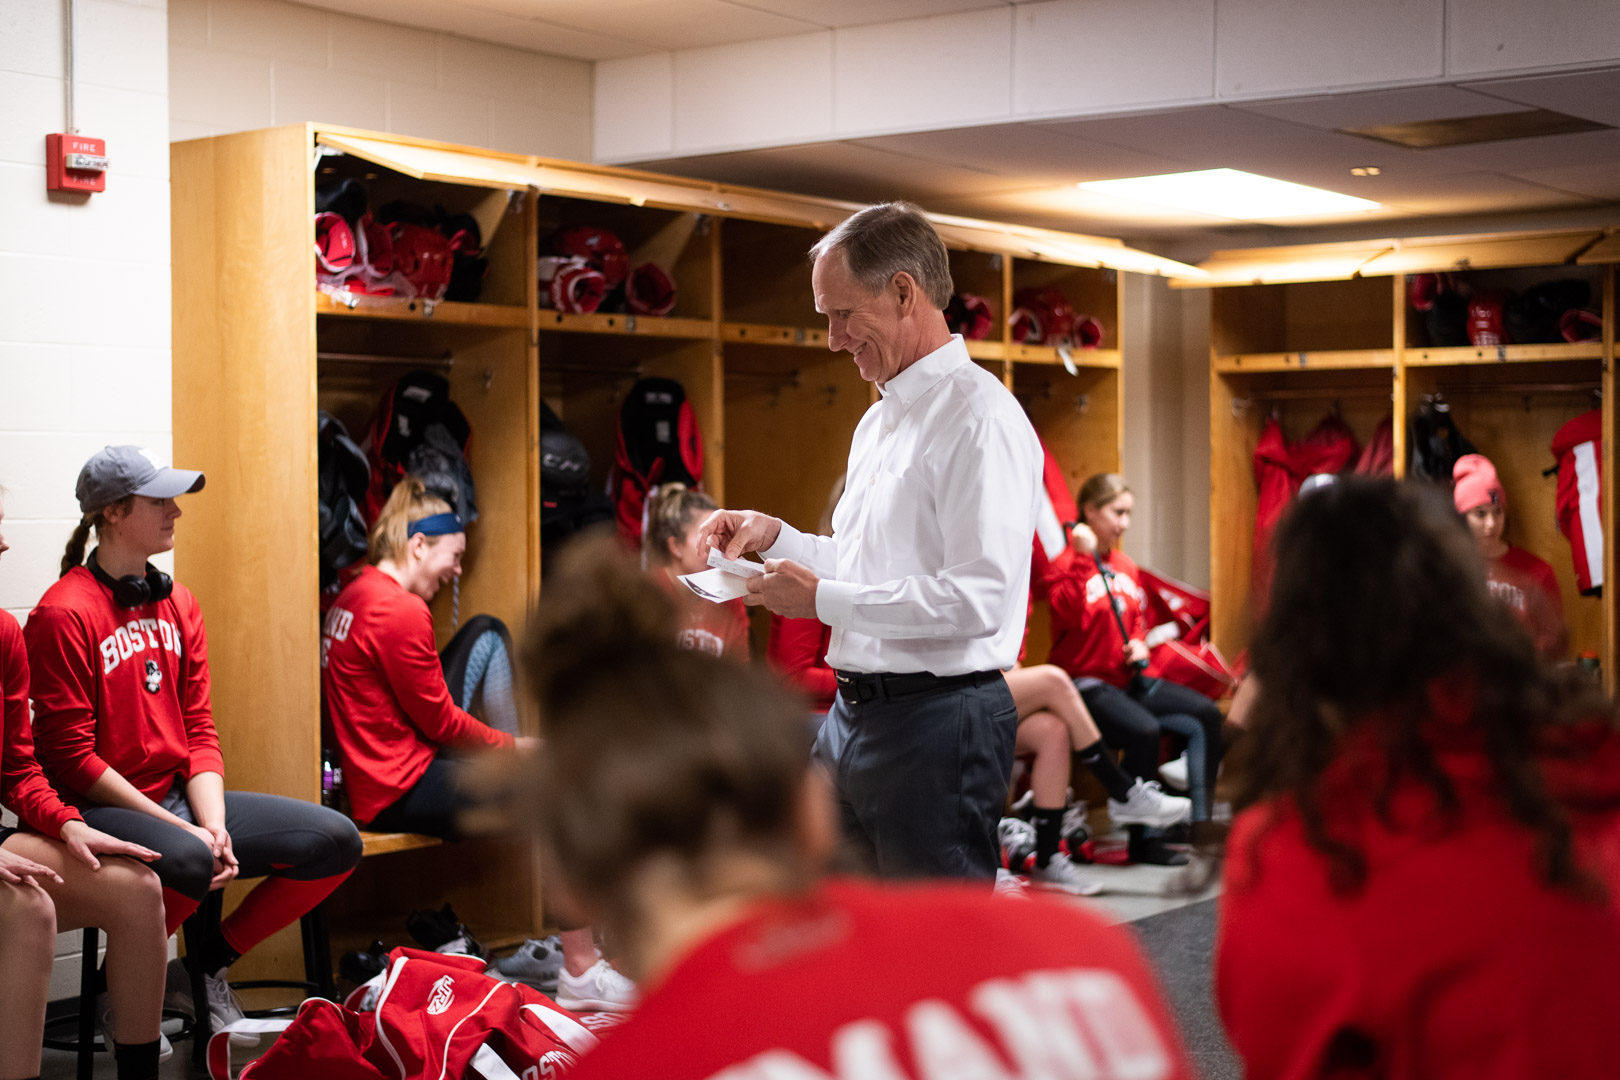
top-left (1079, 168), bottom-right (1380, 222)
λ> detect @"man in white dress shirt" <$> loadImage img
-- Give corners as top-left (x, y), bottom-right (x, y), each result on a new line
top-left (697, 202), bottom-right (1042, 881)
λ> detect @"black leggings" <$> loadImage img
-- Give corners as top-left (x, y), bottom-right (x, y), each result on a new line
top-left (1078, 678), bottom-right (1225, 821)
top-left (366, 754), bottom-right (468, 841)
top-left (81, 791), bottom-right (361, 901)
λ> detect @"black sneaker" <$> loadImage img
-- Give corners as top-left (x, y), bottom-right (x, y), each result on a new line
top-left (406, 904), bottom-right (465, 951)
top-left (339, 939), bottom-right (388, 987)
top-left (1127, 829), bottom-right (1190, 867)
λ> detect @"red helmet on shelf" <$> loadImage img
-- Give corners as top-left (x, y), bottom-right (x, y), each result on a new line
top-left (945, 292), bottom-right (994, 340)
top-left (552, 225), bottom-right (629, 289)
top-left (1467, 290), bottom-right (1512, 347)
top-left (1408, 272), bottom-right (1457, 313)
top-left (626, 263), bottom-right (677, 317)
top-left (1560, 307), bottom-right (1602, 343)
top-left (388, 222), bottom-right (454, 301)
top-left (538, 256), bottom-right (607, 314)
top-left (1009, 287), bottom-right (1078, 346)
top-left (1072, 314), bottom-right (1104, 348)
top-left (315, 212), bottom-right (356, 276)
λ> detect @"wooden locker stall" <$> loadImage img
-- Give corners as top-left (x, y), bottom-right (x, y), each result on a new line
top-left (1176, 229), bottom-right (1617, 684)
top-left (173, 122), bottom-right (1201, 987)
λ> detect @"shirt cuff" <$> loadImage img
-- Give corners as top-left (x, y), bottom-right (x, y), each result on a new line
top-left (815, 578), bottom-right (858, 630)
top-left (762, 521), bottom-right (808, 563)
top-left (48, 805), bottom-right (84, 841)
top-left (61, 754), bottom-right (112, 797)
top-left (189, 749), bottom-right (227, 780)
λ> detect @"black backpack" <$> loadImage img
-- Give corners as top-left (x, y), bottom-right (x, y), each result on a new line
top-left (540, 403), bottom-right (614, 565)
top-left (317, 412), bottom-right (370, 589)
top-left (365, 371), bottom-right (477, 525)
top-left (1407, 398), bottom-right (1477, 483)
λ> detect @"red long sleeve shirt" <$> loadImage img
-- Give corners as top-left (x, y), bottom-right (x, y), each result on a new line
top-left (568, 877), bottom-right (1193, 1080)
top-left (321, 566), bottom-right (512, 824)
top-left (1218, 707), bottom-right (1620, 1080)
top-left (1046, 549), bottom-right (1148, 686)
top-left (1488, 545), bottom-right (1566, 657)
top-left (766, 614), bottom-right (835, 711)
top-left (1, 610), bottom-right (80, 838)
top-left (25, 567), bottom-right (224, 806)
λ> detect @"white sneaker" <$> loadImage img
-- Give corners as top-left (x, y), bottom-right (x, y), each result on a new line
top-left (993, 867), bottom-right (1029, 899)
top-left (95, 992), bottom-right (174, 1062)
top-left (1029, 852), bottom-right (1104, 897)
top-left (488, 935), bottom-right (564, 993)
top-left (555, 958), bottom-right (638, 1013)
top-left (165, 958), bottom-right (259, 1048)
top-left (1108, 779), bottom-right (1192, 829)
top-left (1158, 753), bottom-right (1189, 792)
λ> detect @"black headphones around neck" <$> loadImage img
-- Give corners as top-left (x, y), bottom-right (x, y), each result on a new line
top-left (88, 550), bottom-right (174, 609)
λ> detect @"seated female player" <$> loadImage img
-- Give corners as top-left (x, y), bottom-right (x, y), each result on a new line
top-left (517, 538), bottom-right (1195, 1079)
top-left (1, 487), bottom-right (169, 1080)
top-left (1219, 478), bottom-right (1620, 1080)
top-left (1007, 663), bottom-right (1190, 895)
top-left (321, 476), bottom-right (633, 1012)
top-left (1047, 473), bottom-right (1225, 864)
top-left (26, 447), bottom-right (362, 1044)
top-left (1453, 453), bottom-right (1566, 657)
top-left (643, 484), bottom-right (751, 660)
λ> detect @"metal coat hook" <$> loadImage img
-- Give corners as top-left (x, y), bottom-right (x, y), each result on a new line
top-left (1074, 393), bottom-right (1091, 415)
top-left (482, 368), bottom-right (494, 392)
top-left (1230, 396), bottom-right (1252, 418)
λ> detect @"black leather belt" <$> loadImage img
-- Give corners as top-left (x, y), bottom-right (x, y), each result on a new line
top-left (834, 668), bottom-right (1001, 706)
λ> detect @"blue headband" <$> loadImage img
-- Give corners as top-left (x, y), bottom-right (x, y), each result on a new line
top-left (407, 512), bottom-right (464, 538)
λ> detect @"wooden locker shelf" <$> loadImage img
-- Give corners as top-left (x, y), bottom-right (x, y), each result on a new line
top-left (316, 291), bottom-right (529, 328)
top-left (1405, 342), bottom-right (1604, 366)
top-left (721, 322), bottom-right (828, 348)
top-left (537, 309), bottom-right (716, 339)
top-left (1009, 345), bottom-right (1122, 368)
top-left (1215, 349), bottom-right (1396, 373)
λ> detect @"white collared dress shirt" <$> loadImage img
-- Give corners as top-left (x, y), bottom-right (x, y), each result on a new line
top-left (763, 334), bottom-right (1042, 676)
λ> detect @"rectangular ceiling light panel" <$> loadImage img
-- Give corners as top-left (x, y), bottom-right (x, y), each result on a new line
top-left (1078, 168), bottom-right (1379, 222)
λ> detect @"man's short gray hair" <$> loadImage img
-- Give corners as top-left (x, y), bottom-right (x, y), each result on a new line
top-left (809, 201), bottom-right (954, 310)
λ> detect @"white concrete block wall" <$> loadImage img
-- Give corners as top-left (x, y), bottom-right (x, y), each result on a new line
top-left (594, 0), bottom-right (1620, 164)
top-left (0, 0), bottom-right (174, 997)
top-left (168, 0), bottom-right (593, 160)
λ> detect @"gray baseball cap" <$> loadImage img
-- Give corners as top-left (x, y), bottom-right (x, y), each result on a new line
top-left (76, 445), bottom-right (206, 513)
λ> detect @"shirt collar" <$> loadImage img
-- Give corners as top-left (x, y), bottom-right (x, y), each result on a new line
top-left (879, 334), bottom-right (969, 409)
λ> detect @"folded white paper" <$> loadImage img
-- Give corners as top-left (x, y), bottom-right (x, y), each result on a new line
top-left (706, 548), bottom-right (765, 577)
top-left (679, 567), bottom-right (751, 603)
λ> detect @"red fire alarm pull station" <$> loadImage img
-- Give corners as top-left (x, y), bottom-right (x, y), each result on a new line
top-left (46, 134), bottom-right (108, 193)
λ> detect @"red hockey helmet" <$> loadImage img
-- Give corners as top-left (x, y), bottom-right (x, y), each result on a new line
top-left (1467, 290), bottom-right (1512, 347)
top-left (388, 222), bottom-right (454, 301)
top-left (945, 292), bottom-right (994, 340)
top-left (552, 262), bottom-right (607, 314)
top-left (1010, 287), bottom-right (1077, 346)
top-left (626, 263), bottom-right (676, 317)
top-left (315, 212), bottom-right (356, 276)
top-left (1008, 306), bottom-right (1042, 344)
top-left (1072, 314), bottom-right (1104, 348)
top-left (1408, 272), bottom-right (1457, 313)
top-left (553, 226), bottom-right (629, 289)
top-left (1560, 307), bottom-right (1602, 342)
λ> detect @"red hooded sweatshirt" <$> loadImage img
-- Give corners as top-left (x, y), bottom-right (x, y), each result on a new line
top-left (1218, 692), bottom-right (1620, 1080)
top-left (1046, 549), bottom-right (1147, 687)
top-left (25, 567), bottom-right (224, 806)
top-left (2, 610), bottom-right (81, 838)
top-left (321, 566), bottom-right (512, 824)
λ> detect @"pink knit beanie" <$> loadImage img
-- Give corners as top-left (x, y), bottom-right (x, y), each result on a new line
top-left (1453, 453), bottom-right (1505, 514)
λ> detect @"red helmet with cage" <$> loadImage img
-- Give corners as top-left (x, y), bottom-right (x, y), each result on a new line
top-left (1072, 314), bottom-right (1104, 348)
top-left (1560, 307), bottom-right (1602, 342)
top-left (626, 263), bottom-right (676, 317)
top-left (945, 292), bottom-right (994, 340)
top-left (315, 212), bottom-right (356, 276)
top-left (1010, 287), bottom-right (1077, 346)
top-left (1467, 290), bottom-right (1511, 346)
top-left (552, 226), bottom-right (629, 289)
top-left (388, 222), bottom-right (454, 301)
top-left (1408, 272), bottom-right (1457, 313)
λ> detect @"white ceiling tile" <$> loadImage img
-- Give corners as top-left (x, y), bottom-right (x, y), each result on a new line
top-left (494, 0), bottom-right (823, 50)
top-left (644, 140), bottom-right (1023, 203)
top-left (714, 0), bottom-right (1004, 29)
top-left (1508, 164), bottom-right (1620, 201)
top-left (1375, 171), bottom-right (1602, 216)
top-left (1237, 85), bottom-right (1530, 130)
top-left (1461, 68), bottom-right (1620, 127)
top-left (856, 124), bottom-right (1191, 185)
top-left (1217, 0), bottom-right (1443, 96)
top-left (1447, 0), bottom-right (1620, 76)
top-left (1422, 128), bottom-right (1620, 171)
top-left (1013, 0), bottom-right (1214, 117)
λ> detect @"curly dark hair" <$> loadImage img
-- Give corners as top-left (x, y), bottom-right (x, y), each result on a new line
top-left (1236, 477), bottom-right (1612, 897)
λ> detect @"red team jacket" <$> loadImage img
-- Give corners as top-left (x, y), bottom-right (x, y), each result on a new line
top-left (567, 878), bottom-right (1192, 1080)
top-left (321, 566), bottom-right (513, 824)
top-left (765, 614), bottom-right (835, 711)
top-left (25, 567), bottom-right (224, 806)
top-left (1218, 695), bottom-right (1620, 1080)
top-left (1046, 549), bottom-right (1148, 687)
top-left (1, 610), bottom-right (81, 838)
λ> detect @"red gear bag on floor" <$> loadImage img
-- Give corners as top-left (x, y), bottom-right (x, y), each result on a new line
top-left (208, 949), bottom-right (599, 1080)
